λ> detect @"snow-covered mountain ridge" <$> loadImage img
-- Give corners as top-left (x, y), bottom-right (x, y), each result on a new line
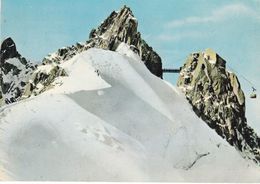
top-left (0, 46), bottom-right (259, 181)
top-left (1, 6), bottom-right (162, 105)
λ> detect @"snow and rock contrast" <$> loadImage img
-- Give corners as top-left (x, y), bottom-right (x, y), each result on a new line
top-left (0, 5), bottom-right (259, 182)
top-left (177, 48), bottom-right (260, 163)
top-left (0, 47), bottom-right (259, 181)
top-left (23, 6), bottom-right (162, 98)
top-left (42, 6), bottom-right (163, 78)
top-left (0, 38), bottom-right (36, 106)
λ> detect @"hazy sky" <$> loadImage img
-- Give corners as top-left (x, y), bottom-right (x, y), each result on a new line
top-left (1, 0), bottom-right (260, 132)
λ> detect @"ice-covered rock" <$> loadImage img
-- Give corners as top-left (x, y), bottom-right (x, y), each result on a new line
top-left (177, 48), bottom-right (260, 163)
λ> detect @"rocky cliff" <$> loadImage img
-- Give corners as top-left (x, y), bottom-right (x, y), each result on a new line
top-left (177, 48), bottom-right (260, 163)
top-left (0, 38), bottom-right (36, 105)
top-left (42, 6), bottom-right (162, 78)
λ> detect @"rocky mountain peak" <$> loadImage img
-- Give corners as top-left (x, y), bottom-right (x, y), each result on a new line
top-left (89, 6), bottom-right (163, 77)
top-left (43, 6), bottom-right (162, 78)
top-left (89, 5), bottom-right (137, 43)
top-left (0, 37), bottom-right (19, 63)
top-left (0, 38), bottom-right (36, 106)
top-left (177, 49), bottom-right (260, 164)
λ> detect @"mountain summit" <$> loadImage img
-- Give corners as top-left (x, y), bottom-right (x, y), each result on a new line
top-left (23, 6), bottom-right (163, 98)
top-left (0, 37), bottom-right (19, 62)
top-left (88, 6), bottom-right (162, 77)
top-left (43, 6), bottom-right (162, 78)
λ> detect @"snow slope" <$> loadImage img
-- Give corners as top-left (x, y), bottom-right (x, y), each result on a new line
top-left (0, 44), bottom-right (259, 182)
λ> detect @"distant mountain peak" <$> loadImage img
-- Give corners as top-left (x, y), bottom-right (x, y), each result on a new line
top-left (117, 5), bottom-right (134, 18)
top-left (0, 38), bottom-right (35, 105)
top-left (89, 5), bottom-right (138, 45)
top-left (0, 37), bottom-right (19, 63)
top-left (121, 5), bottom-right (133, 12)
top-left (43, 6), bottom-right (162, 78)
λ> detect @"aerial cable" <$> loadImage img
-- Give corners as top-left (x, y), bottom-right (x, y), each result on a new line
top-left (226, 64), bottom-right (257, 99)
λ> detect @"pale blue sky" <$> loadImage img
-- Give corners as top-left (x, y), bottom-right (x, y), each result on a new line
top-left (1, 0), bottom-right (260, 130)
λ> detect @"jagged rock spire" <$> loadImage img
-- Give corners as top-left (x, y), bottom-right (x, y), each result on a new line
top-left (89, 5), bottom-right (138, 45)
top-left (89, 5), bottom-right (162, 77)
top-left (43, 5), bottom-right (163, 78)
top-left (177, 49), bottom-right (260, 164)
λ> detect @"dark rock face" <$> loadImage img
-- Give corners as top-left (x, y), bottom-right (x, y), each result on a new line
top-left (43, 6), bottom-right (162, 78)
top-left (177, 48), bottom-right (260, 164)
top-left (0, 37), bottom-right (19, 63)
top-left (0, 38), bottom-right (36, 106)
